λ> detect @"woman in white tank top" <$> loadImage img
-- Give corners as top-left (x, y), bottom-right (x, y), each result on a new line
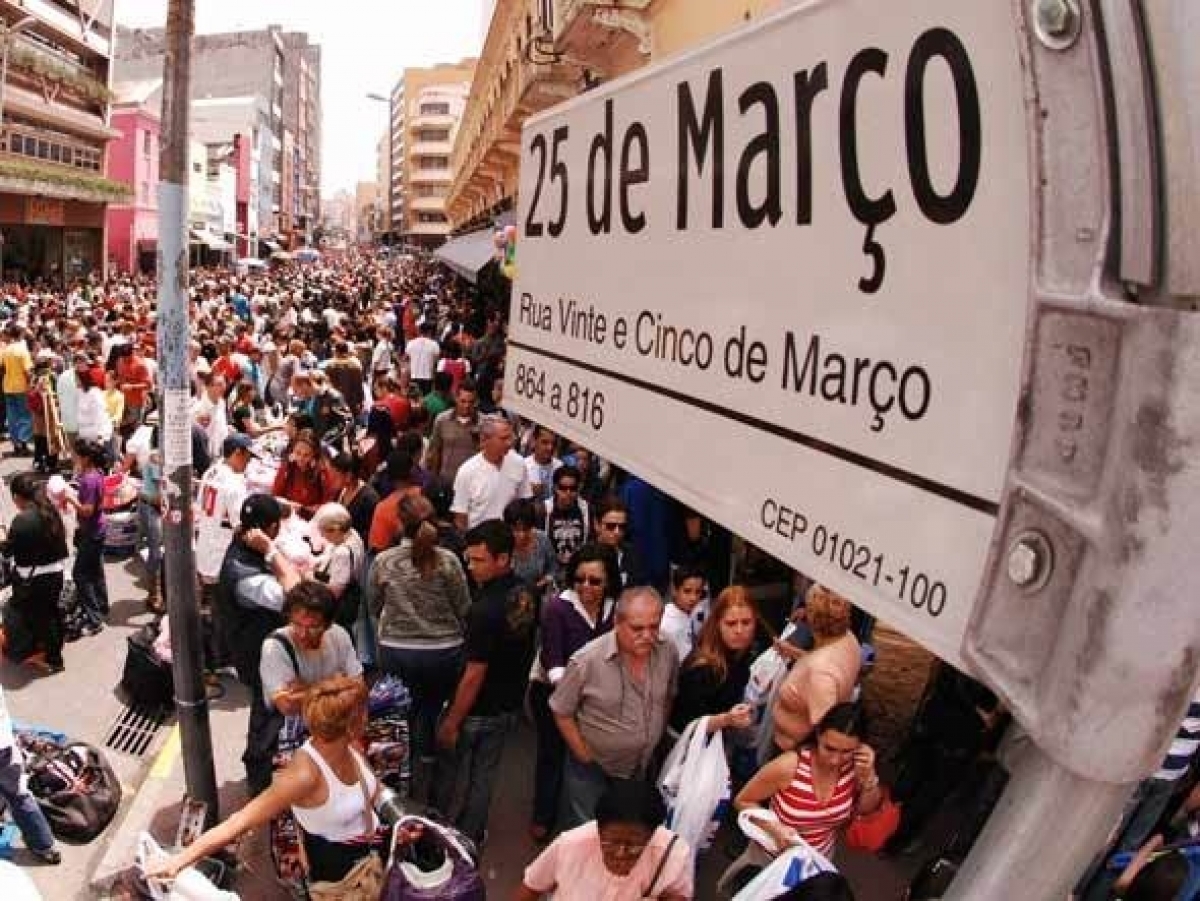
top-left (143, 675), bottom-right (383, 884)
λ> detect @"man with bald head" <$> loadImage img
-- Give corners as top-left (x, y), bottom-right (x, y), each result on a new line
top-left (551, 586), bottom-right (679, 827)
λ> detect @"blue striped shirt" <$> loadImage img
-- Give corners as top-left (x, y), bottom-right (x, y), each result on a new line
top-left (1155, 692), bottom-right (1200, 781)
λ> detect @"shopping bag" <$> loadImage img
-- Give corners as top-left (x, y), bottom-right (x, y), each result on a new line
top-left (658, 716), bottom-right (730, 854)
top-left (136, 832), bottom-right (241, 901)
top-left (732, 841), bottom-right (837, 900)
top-left (844, 788), bottom-right (901, 852)
top-left (383, 814), bottom-right (485, 901)
top-left (744, 624), bottom-right (796, 764)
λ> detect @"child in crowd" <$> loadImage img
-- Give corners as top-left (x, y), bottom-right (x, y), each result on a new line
top-left (660, 563), bottom-right (709, 663)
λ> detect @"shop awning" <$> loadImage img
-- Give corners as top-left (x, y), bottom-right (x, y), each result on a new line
top-left (190, 229), bottom-right (232, 251)
top-left (433, 228), bottom-right (497, 283)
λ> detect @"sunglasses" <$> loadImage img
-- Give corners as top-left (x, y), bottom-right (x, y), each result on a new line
top-left (574, 575), bottom-right (604, 587)
top-left (556, 483), bottom-right (579, 492)
top-left (601, 521), bottom-right (628, 531)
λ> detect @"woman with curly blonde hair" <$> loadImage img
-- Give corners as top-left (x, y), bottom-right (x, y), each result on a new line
top-left (146, 675), bottom-right (384, 888)
top-left (771, 584), bottom-right (862, 751)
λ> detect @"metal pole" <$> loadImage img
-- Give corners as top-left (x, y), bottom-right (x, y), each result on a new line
top-left (156, 0), bottom-right (218, 824)
top-left (944, 746), bottom-right (1132, 900)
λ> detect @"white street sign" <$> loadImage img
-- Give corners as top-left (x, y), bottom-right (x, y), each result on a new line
top-left (508, 0), bottom-right (1030, 669)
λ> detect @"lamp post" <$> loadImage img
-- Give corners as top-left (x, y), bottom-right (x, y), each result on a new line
top-left (0, 16), bottom-right (37, 146)
top-left (367, 91), bottom-right (391, 246)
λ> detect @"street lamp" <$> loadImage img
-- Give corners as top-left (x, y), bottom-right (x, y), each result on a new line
top-left (0, 16), bottom-right (37, 147)
top-left (366, 91), bottom-right (392, 246)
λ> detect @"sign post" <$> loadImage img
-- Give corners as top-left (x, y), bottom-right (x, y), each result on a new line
top-left (507, 1), bottom-right (1200, 897)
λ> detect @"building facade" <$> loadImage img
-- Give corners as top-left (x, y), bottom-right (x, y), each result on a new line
top-left (448, 0), bottom-right (785, 232)
top-left (0, 0), bottom-right (127, 283)
top-left (385, 59), bottom-right (476, 248)
top-left (115, 24), bottom-right (321, 251)
top-left (104, 95), bottom-right (159, 274)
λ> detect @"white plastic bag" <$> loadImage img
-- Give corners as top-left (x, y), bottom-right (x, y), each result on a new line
top-left (744, 623), bottom-right (796, 764)
top-left (732, 841), bottom-right (837, 901)
top-left (658, 716), bottom-right (730, 855)
top-left (135, 831), bottom-right (240, 901)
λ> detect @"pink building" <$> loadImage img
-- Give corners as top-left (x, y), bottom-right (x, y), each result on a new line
top-left (105, 100), bottom-right (161, 274)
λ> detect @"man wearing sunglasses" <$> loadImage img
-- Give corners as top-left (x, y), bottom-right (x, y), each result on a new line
top-left (594, 496), bottom-right (647, 591)
top-left (542, 464), bottom-right (590, 585)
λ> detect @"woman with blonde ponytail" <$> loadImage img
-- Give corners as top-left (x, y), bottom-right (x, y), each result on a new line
top-left (367, 492), bottom-right (471, 795)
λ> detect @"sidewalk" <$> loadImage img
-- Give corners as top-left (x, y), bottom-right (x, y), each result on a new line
top-left (91, 677), bottom-right (291, 900)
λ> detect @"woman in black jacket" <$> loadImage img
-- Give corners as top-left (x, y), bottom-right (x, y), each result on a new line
top-left (2, 473), bottom-right (70, 673)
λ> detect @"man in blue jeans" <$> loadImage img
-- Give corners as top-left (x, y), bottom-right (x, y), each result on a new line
top-left (435, 519), bottom-right (538, 845)
top-left (0, 687), bottom-right (60, 864)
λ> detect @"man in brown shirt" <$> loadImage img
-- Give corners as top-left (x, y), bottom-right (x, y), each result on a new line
top-left (551, 586), bottom-right (679, 827)
top-left (323, 340), bottom-right (365, 416)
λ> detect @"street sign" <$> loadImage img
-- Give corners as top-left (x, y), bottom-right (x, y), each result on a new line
top-left (508, 0), bottom-right (1029, 668)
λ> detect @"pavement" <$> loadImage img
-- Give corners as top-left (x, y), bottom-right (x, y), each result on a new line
top-left (0, 443), bottom-right (933, 900)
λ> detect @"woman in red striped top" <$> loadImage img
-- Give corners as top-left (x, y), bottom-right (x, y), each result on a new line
top-left (734, 703), bottom-right (881, 856)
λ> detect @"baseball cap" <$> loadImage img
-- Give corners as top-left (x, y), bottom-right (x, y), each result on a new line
top-left (222, 434), bottom-right (257, 457)
top-left (240, 493), bottom-right (283, 530)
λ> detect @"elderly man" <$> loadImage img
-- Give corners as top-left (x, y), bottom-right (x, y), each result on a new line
top-left (551, 586), bottom-right (679, 827)
top-left (451, 414), bottom-right (531, 532)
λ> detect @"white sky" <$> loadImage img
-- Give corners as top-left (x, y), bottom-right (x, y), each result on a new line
top-left (114, 0), bottom-right (485, 196)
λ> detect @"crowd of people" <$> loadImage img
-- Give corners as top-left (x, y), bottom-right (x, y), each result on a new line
top-left (0, 251), bottom-right (1192, 900)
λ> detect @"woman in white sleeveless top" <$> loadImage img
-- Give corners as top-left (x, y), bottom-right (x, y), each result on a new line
top-left (146, 675), bottom-right (381, 884)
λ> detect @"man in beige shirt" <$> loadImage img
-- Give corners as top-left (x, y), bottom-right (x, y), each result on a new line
top-left (551, 586), bottom-right (679, 827)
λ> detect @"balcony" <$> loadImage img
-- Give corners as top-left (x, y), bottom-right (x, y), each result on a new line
top-left (409, 168), bottom-right (452, 185)
top-left (552, 0), bottom-right (653, 77)
top-left (409, 112), bottom-right (455, 131)
top-left (410, 140), bottom-right (453, 157)
top-left (408, 195), bottom-right (446, 213)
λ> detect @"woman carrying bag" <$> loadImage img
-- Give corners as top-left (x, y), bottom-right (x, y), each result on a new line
top-left (145, 676), bottom-right (386, 899)
top-left (1, 473), bottom-right (70, 674)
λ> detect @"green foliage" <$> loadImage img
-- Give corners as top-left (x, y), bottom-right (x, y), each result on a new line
top-left (0, 157), bottom-right (131, 200)
top-left (9, 45), bottom-right (113, 104)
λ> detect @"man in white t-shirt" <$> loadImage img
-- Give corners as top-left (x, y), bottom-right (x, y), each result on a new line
top-left (193, 373), bottom-right (229, 460)
top-left (524, 424), bottom-right (563, 504)
top-left (195, 434), bottom-right (255, 583)
top-left (452, 415), bottom-right (532, 532)
top-left (405, 321), bottom-right (441, 395)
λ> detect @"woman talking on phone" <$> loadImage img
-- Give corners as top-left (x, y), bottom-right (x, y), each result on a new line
top-left (733, 703), bottom-right (881, 857)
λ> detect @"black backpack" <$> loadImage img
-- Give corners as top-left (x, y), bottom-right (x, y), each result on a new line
top-left (23, 740), bottom-right (122, 843)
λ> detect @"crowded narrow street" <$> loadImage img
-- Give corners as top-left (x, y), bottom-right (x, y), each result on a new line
top-left (0, 2), bottom-right (1194, 901)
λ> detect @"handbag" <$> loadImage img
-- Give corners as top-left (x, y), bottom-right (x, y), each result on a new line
top-left (300, 756), bottom-right (384, 901)
top-left (658, 716), bottom-right (730, 854)
top-left (382, 815), bottom-right (485, 901)
top-left (641, 833), bottom-right (680, 899)
top-left (844, 788), bottom-right (901, 852)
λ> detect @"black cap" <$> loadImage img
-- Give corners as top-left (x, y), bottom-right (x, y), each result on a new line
top-left (240, 493), bottom-right (282, 530)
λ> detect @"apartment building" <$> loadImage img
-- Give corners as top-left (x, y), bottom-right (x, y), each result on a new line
top-left (0, 0), bottom-right (127, 283)
top-left (385, 59), bottom-right (476, 248)
top-left (115, 24), bottom-right (321, 252)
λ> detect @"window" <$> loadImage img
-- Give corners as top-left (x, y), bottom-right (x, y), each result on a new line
top-left (417, 212), bottom-right (446, 223)
top-left (419, 102), bottom-right (450, 116)
top-left (143, 131), bottom-right (152, 156)
top-left (417, 156), bottom-right (449, 170)
top-left (417, 129), bottom-right (450, 143)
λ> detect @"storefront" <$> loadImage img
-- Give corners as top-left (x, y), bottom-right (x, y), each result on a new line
top-left (0, 195), bottom-right (104, 284)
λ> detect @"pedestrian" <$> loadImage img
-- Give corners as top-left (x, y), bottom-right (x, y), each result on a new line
top-left (528, 542), bottom-right (619, 840)
top-left (450, 413), bottom-right (532, 532)
top-left (311, 503), bottom-right (367, 636)
top-left (217, 493), bottom-right (302, 795)
top-left (62, 439), bottom-right (110, 631)
top-left (326, 451), bottom-right (379, 551)
top-left (434, 519), bottom-right (538, 846)
top-left (772, 585), bottom-right (862, 752)
top-left (524, 425), bottom-right (563, 504)
top-left (369, 493), bottom-right (471, 797)
top-left (542, 465), bottom-right (590, 585)
top-left (272, 431), bottom-right (329, 519)
top-left (145, 676), bottom-right (383, 887)
top-left (1, 474), bottom-right (70, 674)
top-left (668, 585), bottom-right (757, 736)
top-left (0, 324), bottom-right (33, 456)
top-left (514, 780), bottom-right (693, 901)
top-left (425, 377), bottom-right (479, 485)
top-left (659, 564), bottom-right (708, 664)
top-left (0, 687), bottom-right (61, 864)
top-left (406, 320), bottom-right (440, 396)
top-left (505, 498), bottom-right (555, 595)
top-left (551, 586), bottom-right (679, 827)
top-left (594, 496), bottom-right (647, 591)
top-left (735, 703), bottom-right (882, 858)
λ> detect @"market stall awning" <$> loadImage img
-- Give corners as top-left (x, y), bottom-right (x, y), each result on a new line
top-left (190, 229), bottom-right (232, 251)
top-left (433, 228), bottom-right (497, 283)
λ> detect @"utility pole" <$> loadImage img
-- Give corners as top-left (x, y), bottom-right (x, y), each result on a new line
top-left (157, 0), bottom-right (217, 824)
